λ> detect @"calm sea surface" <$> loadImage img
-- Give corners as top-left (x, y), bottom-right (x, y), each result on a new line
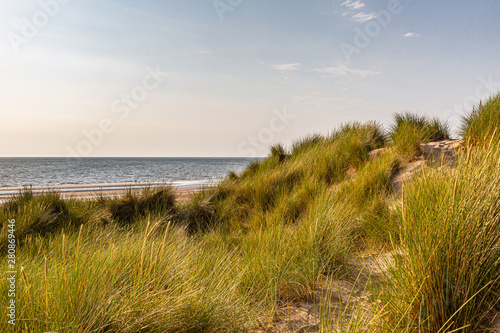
top-left (0, 158), bottom-right (258, 188)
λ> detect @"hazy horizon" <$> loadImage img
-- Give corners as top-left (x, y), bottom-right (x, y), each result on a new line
top-left (1, 0), bottom-right (500, 157)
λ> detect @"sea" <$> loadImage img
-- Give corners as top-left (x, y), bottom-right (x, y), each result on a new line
top-left (0, 157), bottom-right (258, 189)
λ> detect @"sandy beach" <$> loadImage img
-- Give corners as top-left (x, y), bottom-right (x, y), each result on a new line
top-left (0, 183), bottom-right (202, 202)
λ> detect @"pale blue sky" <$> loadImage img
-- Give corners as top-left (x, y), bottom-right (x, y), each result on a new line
top-left (1, 0), bottom-right (499, 157)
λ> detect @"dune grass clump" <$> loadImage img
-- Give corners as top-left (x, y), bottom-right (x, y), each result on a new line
top-left (389, 112), bottom-right (450, 159)
top-left (385, 142), bottom-right (500, 332)
top-left (269, 143), bottom-right (287, 163)
top-left (290, 133), bottom-right (324, 156)
top-left (460, 92), bottom-right (500, 146)
top-left (332, 121), bottom-right (387, 147)
top-left (177, 191), bottom-right (217, 232)
top-left (0, 190), bottom-right (82, 251)
top-left (103, 186), bottom-right (176, 225)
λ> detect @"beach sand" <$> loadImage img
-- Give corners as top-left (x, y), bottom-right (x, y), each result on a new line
top-left (0, 183), bottom-right (201, 202)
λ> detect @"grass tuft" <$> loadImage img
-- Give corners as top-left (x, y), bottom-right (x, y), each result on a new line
top-left (460, 92), bottom-right (500, 146)
top-left (103, 186), bottom-right (176, 225)
top-left (1, 190), bottom-right (78, 251)
top-left (389, 111), bottom-right (450, 159)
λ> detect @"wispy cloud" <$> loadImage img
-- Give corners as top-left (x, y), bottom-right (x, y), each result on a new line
top-left (351, 12), bottom-right (377, 23)
top-left (404, 32), bottom-right (421, 38)
top-left (315, 64), bottom-right (380, 77)
top-left (273, 63), bottom-right (301, 71)
top-left (341, 0), bottom-right (365, 10)
top-left (340, 0), bottom-right (375, 23)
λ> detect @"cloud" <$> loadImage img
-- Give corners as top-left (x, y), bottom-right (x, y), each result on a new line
top-left (404, 32), bottom-right (421, 38)
top-left (351, 12), bottom-right (377, 23)
top-left (341, 0), bottom-right (365, 9)
top-left (340, 1), bottom-right (374, 23)
top-left (273, 63), bottom-right (301, 71)
top-left (315, 64), bottom-right (380, 77)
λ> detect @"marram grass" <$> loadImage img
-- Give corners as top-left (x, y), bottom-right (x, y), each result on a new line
top-left (385, 141), bottom-right (500, 332)
top-left (2, 94), bottom-right (500, 332)
top-left (460, 92), bottom-right (500, 146)
top-left (389, 111), bottom-right (450, 160)
top-left (1, 220), bottom-right (255, 332)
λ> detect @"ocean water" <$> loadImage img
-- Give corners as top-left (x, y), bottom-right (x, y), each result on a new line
top-left (0, 157), bottom-right (257, 188)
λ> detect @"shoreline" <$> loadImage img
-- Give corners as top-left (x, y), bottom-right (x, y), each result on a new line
top-left (0, 182), bottom-right (204, 202)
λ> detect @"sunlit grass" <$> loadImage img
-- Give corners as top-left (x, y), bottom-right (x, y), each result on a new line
top-left (384, 142), bottom-right (500, 332)
top-left (2, 94), bottom-right (500, 332)
top-left (389, 111), bottom-right (450, 160)
top-left (460, 92), bottom-right (500, 146)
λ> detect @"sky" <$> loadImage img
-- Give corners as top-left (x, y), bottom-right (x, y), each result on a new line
top-left (1, 0), bottom-right (499, 157)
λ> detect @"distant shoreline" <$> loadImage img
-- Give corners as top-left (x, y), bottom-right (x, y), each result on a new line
top-left (0, 182), bottom-right (204, 202)
top-left (0, 157), bottom-right (253, 194)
